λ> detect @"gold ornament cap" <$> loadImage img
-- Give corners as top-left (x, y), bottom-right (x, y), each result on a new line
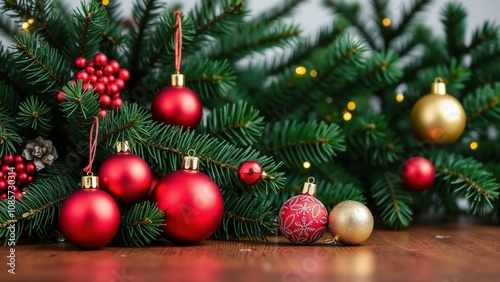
top-left (182, 149), bottom-right (199, 171)
top-left (171, 73), bottom-right (185, 87)
top-left (81, 175), bottom-right (99, 189)
top-left (430, 77), bottom-right (447, 95)
top-left (116, 141), bottom-right (131, 153)
top-left (301, 177), bottom-right (317, 196)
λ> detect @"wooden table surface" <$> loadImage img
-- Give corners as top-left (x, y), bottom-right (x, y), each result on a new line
top-left (1, 219), bottom-right (499, 282)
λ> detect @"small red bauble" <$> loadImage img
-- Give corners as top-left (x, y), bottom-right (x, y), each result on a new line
top-left (59, 176), bottom-right (120, 249)
top-left (98, 76), bottom-right (109, 85)
top-left (114, 78), bottom-right (125, 90)
top-left (3, 154), bottom-right (15, 164)
top-left (151, 151), bottom-right (224, 244)
top-left (86, 66), bottom-right (95, 75)
top-left (75, 71), bottom-right (89, 82)
top-left (74, 57), bottom-right (88, 69)
top-left (96, 69), bottom-right (103, 77)
top-left (111, 98), bottom-right (123, 109)
top-left (93, 53), bottom-right (108, 68)
top-left (400, 156), bottom-right (435, 191)
top-left (98, 141), bottom-right (152, 205)
top-left (278, 178), bottom-right (328, 244)
top-left (18, 172), bottom-right (28, 183)
top-left (0, 180), bottom-right (7, 192)
top-left (99, 95), bottom-right (112, 108)
top-left (108, 60), bottom-right (120, 73)
top-left (15, 155), bottom-right (24, 164)
top-left (238, 161), bottom-right (264, 185)
top-left (151, 81), bottom-right (202, 129)
top-left (89, 74), bottom-right (98, 84)
top-left (118, 69), bottom-right (130, 81)
top-left (55, 91), bottom-right (66, 103)
top-left (106, 83), bottom-right (119, 95)
top-left (15, 163), bottom-right (25, 172)
top-left (25, 162), bottom-right (36, 174)
top-left (94, 82), bottom-right (106, 94)
top-left (98, 109), bottom-right (108, 118)
top-left (103, 65), bottom-right (114, 76)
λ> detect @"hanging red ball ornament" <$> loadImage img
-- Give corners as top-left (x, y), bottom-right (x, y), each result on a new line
top-left (401, 156), bottom-right (435, 191)
top-left (151, 150), bottom-right (224, 244)
top-left (74, 57), bottom-right (88, 69)
top-left (59, 175), bottom-right (120, 249)
top-left (93, 53), bottom-right (108, 68)
top-left (278, 178), bottom-right (328, 244)
top-left (99, 141), bottom-right (152, 205)
top-left (238, 160), bottom-right (266, 185)
top-left (151, 74), bottom-right (203, 129)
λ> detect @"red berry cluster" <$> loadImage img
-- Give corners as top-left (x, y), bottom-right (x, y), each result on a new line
top-left (56, 53), bottom-right (130, 118)
top-left (0, 154), bottom-right (37, 200)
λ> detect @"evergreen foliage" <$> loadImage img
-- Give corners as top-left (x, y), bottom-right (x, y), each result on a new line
top-left (0, 0), bottom-right (499, 246)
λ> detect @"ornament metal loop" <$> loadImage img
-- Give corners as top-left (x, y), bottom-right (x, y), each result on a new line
top-left (86, 171), bottom-right (93, 176)
top-left (434, 77), bottom-right (444, 83)
top-left (187, 149), bottom-right (196, 157)
top-left (183, 149), bottom-right (199, 170)
top-left (302, 177), bottom-right (317, 196)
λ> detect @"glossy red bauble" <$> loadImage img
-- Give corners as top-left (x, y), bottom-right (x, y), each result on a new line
top-left (74, 57), bottom-right (88, 69)
top-left (278, 190), bottom-right (328, 244)
top-left (151, 167), bottom-right (223, 244)
top-left (99, 150), bottom-right (152, 205)
top-left (151, 86), bottom-right (203, 129)
top-left (3, 154), bottom-right (15, 164)
top-left (99, 95), bottom-right (112, 108)
top-left (59, 188), bottom-right (120, 249)
top-left (108, 60), bottom-right (120, 73)
top-left (238, 161), bottom-right (264, 185)
top-left (118, 69), bottom-right (130, 81)
top-left (93, 53), bottom-right (108, 67)
top-left (401, 157), bottom-right (435, 191)
top-left (25, 162), bottom-right (36, 174)
top-left (98, 109), bottom-right (108, 118)
top-left (146, 172), bottom-right (162, 199)
top-left (111, 98), bottom-right (123, 109)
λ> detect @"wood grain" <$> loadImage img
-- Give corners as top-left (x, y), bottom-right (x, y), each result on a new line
top-left (1, 219), bottom-right (500, 282)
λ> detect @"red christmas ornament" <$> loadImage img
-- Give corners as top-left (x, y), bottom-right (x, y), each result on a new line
top-left (151, 150), bottom-right (224, 244)
top-left (151, 82), bottom-right (202, 129)
top-left (238, 160), bottom-right (265, 185)
top-left (74, 57), bottom-right (88, 69)
top-left (59, 175), bottom-right (120, 249)
top-left (99, 141), bottom-right (152, 205)
top-left (401, 156), bottom-right (435, 191)
top-left (151, 11), bottom-right (202, 130)
top-left (93, 53), bottom-right (108, 68)
top-left (278, 178), bottom-right (328, 244)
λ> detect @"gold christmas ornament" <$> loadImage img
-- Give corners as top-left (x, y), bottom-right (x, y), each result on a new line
top-left (410, 77), bottom-right (466, 145)
top-left (328, 200), bottom-right (374, 245)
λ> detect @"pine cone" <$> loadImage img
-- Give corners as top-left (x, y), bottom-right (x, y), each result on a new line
top-left (22, 137), bottom-right (58, 171)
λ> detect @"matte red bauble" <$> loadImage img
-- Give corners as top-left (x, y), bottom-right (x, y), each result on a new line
top-left (278, 178), bottom-right (328, 244)
top-left (401, 156), bottom-right (435, 191)
top-left (145, 172), bottom-right (162, 199)
top-left (151, 152), bottom-right (223, 244)
top-left (59, 176), bottom-right (120, 249)
top-left (151, 74), bottom-right (202, 130)
top-left (99, 141), bottom-right (152, 205)
top-left (237, 160), bottom-right (264, 185)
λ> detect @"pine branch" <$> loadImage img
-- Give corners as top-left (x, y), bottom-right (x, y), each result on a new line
top-left (98, 103), bottom-right (285, 197)
top-left (0, 81), bottom-right (20, 116)
top-left (12, 33), bottom-right (71, 94)
top-left (16, 96), bottom-right (52, 136)
top-left (91, 0), bottom-right (122, 23)
top-left (183, 59), bottom-right (236, 99)
top-left (322, 0), bottom-right (377, 49)
top-left (389, 0), bottom-right (433, 43)
top-left (464, 83), bottom-right (500, 129)
top-left (260, 120), bottom-right (345, 169)
top-left (59, 81), bottom-right (100, 152)
top-left (214, 190), bottom-right (277, 241)
top-left (466, 21), bottom-right (499, 53)
top-left (63, 1), bottom-right (108, 60)
top-left (317, 182), bottom-right (366, 211)
top-left (247, 0), bottom-right (305, 28)
top-left (371, 171), bottom-right (413, 229)
top-left (186, 0), bottom-right (247, 54)
top-left (202, 21), bottom-right (300, 62)
top-left (128, 0), bottom-right (166, 76)
top-left (201, 101), bottom-right (265, 146)
top-left (441, 2), bottom-right (467, 59)
top-left (344, 112), bottom-right (404, 166)
top-left (430, 151), bottom-right (500, 215)
top-left (115, 201), bottom-right (164, 247)
top-left (0, 111), bottom-right (22, 156)
top-left (0, 164), bottom-right (80, 242)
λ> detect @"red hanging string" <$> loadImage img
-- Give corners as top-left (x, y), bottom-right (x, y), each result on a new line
top-left (174, 11), bottom-right (182, 73)
top-left (83, 116), bottom-right (99, 175)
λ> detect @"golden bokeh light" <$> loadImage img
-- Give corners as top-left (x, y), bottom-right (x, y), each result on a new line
top-left (295, 66), bottom-right (307, 75)
top-left (396, 93), bottom-right (404, 102)
top-left (382, 18), bottom-right (391, 27)
top-left (347, 101), bottom-right (356, 111)
top-left (343, 112), bottom-right (352, 121)
top-left (303, 161), bottom-right (311, 169)
top-left (470, 141), bottom-right (479, 150)
top-left (310, 70), bottom-right (317, 77)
